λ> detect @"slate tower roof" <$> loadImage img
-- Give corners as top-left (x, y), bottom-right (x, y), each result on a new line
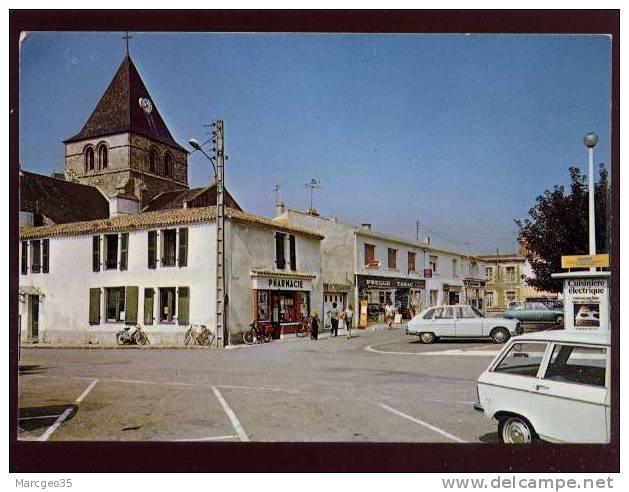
top-left (64, 55), bottom-right (185, 151)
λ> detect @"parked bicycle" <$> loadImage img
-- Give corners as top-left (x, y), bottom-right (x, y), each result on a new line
top-left (294, 318), bottom-right (311, 337)
top-left (242, 321), bottom-right (273, 345)
top-left (184, 324), bottom-right (215, 346)
top-left (116, 325), bottom-right (150, 345)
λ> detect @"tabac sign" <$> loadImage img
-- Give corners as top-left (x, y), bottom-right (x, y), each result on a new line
top-left (356, 275), bottom-right (425, 290)
top-left (561, 254), bottom-right (609, 269)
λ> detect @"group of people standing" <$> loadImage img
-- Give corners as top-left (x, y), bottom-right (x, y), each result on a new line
top-left (308, 302), bottom-right (354, 341)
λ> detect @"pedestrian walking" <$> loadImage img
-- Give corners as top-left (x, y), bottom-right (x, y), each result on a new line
top-left (384, 301), bottom-right (395, 330)
top-left (310, 309), bottom-right (320, 340)
top-left (338, 306), bottom-right (346, 331)
top-left (327, 302), bottom-right (339, 337)
top-left (345, 304), bottom-right (354, 339)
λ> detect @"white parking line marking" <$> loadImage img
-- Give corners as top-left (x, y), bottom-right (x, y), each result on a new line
top-left (170, 435), bottom-right (239, 442)
top-left (365, 341), bottom-right (499, 357)
top-left (37, 378), bottom-right (98, 442)
top-left (75, 378), bottom-right (99, 403)
top-left (211, 385), bottom-right (249, 442)
top-left (377, 402), bottom-right (466, 443)
top-left (19, 414), bottom-right (65, 421)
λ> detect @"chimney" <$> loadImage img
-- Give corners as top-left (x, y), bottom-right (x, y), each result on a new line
top-left (361, 223), bottom-right (372, 231)
top-left (275, 201), bottom-right (286, 217)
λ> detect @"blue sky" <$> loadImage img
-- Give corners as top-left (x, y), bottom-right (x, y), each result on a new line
top-left (19, 32), bottom-right (611, 253)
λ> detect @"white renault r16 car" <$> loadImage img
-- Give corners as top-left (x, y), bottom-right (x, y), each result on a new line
top-left (406, 305), bottom-right (521, 344)
top-left (474, 331), bottom-right (610, 443)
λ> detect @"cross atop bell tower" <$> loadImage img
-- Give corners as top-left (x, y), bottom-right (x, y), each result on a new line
top-left (122, 31), bottom-right (133, 56)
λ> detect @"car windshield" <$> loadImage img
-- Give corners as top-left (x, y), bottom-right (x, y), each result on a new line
top-left (471, 306), bottom-right (484, 317)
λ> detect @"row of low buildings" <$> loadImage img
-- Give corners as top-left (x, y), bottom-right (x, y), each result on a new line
top-left (18, 52), bottom-right (548, 346)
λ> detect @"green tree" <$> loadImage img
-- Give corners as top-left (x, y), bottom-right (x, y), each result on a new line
top-left (516, 165), bottom-right (609, 293)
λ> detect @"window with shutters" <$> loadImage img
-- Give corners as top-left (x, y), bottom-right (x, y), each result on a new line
top-left (178, 228), bottom-right (188, 267)
top-left (144, 288), bottom-right (155, 325)
top-left (105, 287), bottom-right (125, 323)
top-left (42, 239), bottom-right (49, 273)
top-left (388, 248), bottom-right (397, 269)
top-left (364, 244), bottom-right (375, 266)
top-left (408, 252), bottom-right (416, 272)
top-left (93, 235), bottom-right (101, 272)
top-left (21, 241), bottom-right (28, 275)
top-left (505, 266), bottom-right (516, 283)
top-left (429, 255), bottom-right (438, 273)
top-left (104, 234), bottom-right (118, 269)
top-left (148, 230), bottom-right (157, 269)
top-left (30, 240), bottom-right (42, 273)
top-left (159, 287), bottom-right (176, 323)
top-left (120, 233), bottom-right (128, 270)
top-left (452, 259), bottom-right (458, 277)
top-left (161, 229), bottom-right (177, 267)
top-left (275, 232), bottom-right (286, 270)
top-left (178, 287), bottom-right (190, 325)
top-left (289, 234), bottom-right (296, 271)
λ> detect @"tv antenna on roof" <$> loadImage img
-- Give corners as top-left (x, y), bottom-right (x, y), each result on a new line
top-left (272, 182), bottom-right (285, 205)
top-left (305, 178), bottom-right (321, 214)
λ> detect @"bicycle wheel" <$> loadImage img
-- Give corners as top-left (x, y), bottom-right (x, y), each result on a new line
top-left (243, 329), bottom-right (256, 345)
top-left (136, 330), bottom-right (149, 345)
top-left (184, 330), bottom-right (194, 346)
top-left (204, 330), bottom-right (216, 346)
top-left (262, 327), bottom-right (273, 343)
top-left (295, 321), bottom-right (309, 337)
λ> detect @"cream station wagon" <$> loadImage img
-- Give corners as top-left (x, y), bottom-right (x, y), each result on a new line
top-left (474, 331), bottom-right (611, 444)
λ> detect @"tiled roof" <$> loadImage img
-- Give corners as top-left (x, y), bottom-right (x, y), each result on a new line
top-left (143, 183), bottom-right (242, 212)
top-left (19, 171), bottom-right (110, 224)
top-left (19, 206), bottom-right (325, 241)
top-left (64, 55), bottom-right (185, 151)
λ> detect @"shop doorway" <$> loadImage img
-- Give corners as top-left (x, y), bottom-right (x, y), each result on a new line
top-left (448, 291), bottom-right (460, 305)
top-left (28, 295), bottom-right (39, 341)
top-left (324, 293), bottom-right (346, 328)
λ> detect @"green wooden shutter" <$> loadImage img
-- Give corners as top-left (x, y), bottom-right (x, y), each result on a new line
top-left (42, 239), bottom-right (50, 273)
top-left (289, 234), bottom-right (296, 271)
top-left (120, 233), bottom-right (129, 270)
top-left (178, 228), bottom-right (188, 267)
top-left (144, 288), bottom-right (154, 325)
top-left (178, 287), bottom-right (189, 325)
top-left (125, 286), bottom-right (139, 324)
top-left (21, 241), bottom-right (28, 275)
top-left (89, 288), bottom-right (101, 325)
top-left (92, 235), bottom-right (100, 272)
top-left (148, 230), bottom-right (157, 269)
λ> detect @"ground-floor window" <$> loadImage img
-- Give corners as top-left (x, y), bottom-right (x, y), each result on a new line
top-left (505, 290), bottom-right (517, 306)
top-left (299, 291), bottom-right (310, 318)
top-left (105, 287), bottom-right (125, 322)
top-left (448, 291), bottom-right (460, 305)
top-left (159, 287), bottom-right (176, 323)
top-left (486, 291), bottom-right (494, 308)
top-left (257, 290), bottom-right (270, 321)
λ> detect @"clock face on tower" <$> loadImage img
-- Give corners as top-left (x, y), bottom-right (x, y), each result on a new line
top-left (138, 97), bottom-right (153, 114)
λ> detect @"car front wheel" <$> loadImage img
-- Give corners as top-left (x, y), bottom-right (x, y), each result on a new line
top-left (555, 314), bottom-right (564, 325)
top-left (419, 332), bottom-right (436, 344)
top-left (498, 416), bottom-right (538, 444)
top-left (490, 327), bottom-right (510, 344)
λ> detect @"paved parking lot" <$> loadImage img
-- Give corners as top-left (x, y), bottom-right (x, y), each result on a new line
top-left (18, 327), bottom-right (500, 442)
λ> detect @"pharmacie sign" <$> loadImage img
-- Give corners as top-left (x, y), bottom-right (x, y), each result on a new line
top-left (252, 276), bottom-right (311, 291)
top-left (357, 275), bottom-right (425, 290)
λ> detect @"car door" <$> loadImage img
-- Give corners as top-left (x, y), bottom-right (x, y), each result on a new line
top-left (529, 343), bottom-right (608, 443)
top-left (432, 306), bottom-right (455, 337)
top-left (455, 306), bottom-right (481, 337)
top-left (489, 341), bottom-right (550, 420)
top-left (531, 302), bottom-right (550, 321)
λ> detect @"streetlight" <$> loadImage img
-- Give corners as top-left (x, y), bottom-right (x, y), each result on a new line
top-left (188, 138), bottom-right (217, 178)
top-left (583, 132), bottom-right (598, 272)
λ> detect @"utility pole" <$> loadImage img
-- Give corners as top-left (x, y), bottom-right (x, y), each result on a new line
top-left (213, 119), bottom-right (227, 347)
top-left (416, 220), bottom-right (420, 243)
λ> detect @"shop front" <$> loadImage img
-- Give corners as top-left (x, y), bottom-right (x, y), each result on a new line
top-left (251, 271), bottom-right (315, 338)
top-left (356, 274), bottom-right (425, 322)
top-left (443, 283), bottom-right (463, 305)
top-left (464, 278), bottom-right (486, 312)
